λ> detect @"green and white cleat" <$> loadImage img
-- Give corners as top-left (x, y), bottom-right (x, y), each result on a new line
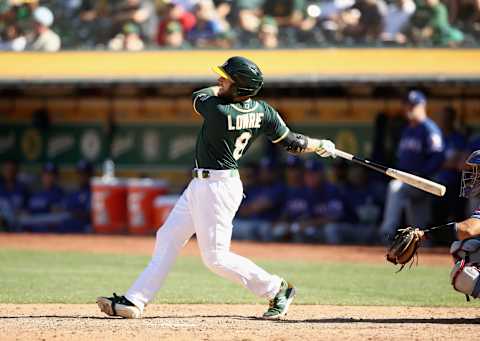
top-left (262, 280), bottom-right (296, 319)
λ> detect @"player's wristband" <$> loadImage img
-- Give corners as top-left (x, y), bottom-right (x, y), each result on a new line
top-left (452, 222), bottom-right (458, 234)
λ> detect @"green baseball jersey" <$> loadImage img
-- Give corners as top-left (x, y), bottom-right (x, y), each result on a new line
top-left (192, 87), bottom-right (289, 170)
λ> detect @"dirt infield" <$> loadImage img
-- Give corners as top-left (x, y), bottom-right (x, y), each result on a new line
top-left (2, 304), bottom-right (479, 341)
top-left (1, 233), bottom-right (471, 340)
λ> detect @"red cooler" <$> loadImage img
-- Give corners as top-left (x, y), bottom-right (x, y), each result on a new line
top-left (153, 195), bottom-right (179, 229)
top-left (127, 179), bottom-right (168, 235)
top-left (91, 177), bottom-right (128, 234)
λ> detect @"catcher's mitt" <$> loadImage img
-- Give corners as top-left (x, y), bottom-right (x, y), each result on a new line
top-left (386, 227), bottom-right (425, 272)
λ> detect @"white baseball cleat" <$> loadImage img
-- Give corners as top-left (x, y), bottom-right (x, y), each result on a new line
top-left (96, 293), bottom-right (142, 319)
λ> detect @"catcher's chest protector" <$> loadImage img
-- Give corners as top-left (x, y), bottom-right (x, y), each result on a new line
top-left (450, 238), bottom-right (480, 299)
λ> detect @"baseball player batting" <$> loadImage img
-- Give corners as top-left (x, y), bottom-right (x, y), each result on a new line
top-left (97, 56), bottom-right (336, 319)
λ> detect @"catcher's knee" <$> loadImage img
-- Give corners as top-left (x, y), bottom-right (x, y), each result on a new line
top-left (450, 238), bottom-right (480, 298)
top-left (450, 261), bottom-right (480, 298)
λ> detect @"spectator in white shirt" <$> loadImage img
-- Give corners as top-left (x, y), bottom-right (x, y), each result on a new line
top-left (28, 6), bottom-right (61, 51)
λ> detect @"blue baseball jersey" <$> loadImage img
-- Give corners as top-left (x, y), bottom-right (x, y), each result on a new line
top-left (240, 182), bottom-right (285, 221)
top-left (468, 135), bottom-right (480, 153)
top-left (64, 186), bottom-right (91, 212)
top-left (307, 182), bottom-right (344, 222)
top-left (342, 185), bottom-right (383, 225)
top-left (61, 185), bottom-right (91, 232)
top-left (0, 180), bottom-right (28, 211)
top-left (282, 186), bottom-right (310, 222)
top-left (28, 186), bottom-right (64, 214)
top-left (438, 131), bottom-right (467, 185)
top-left (397, 118), bottom-right (445, 177)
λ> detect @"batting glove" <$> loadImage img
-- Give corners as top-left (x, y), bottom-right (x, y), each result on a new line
top-left (316, 139), bottom-right (336, 158)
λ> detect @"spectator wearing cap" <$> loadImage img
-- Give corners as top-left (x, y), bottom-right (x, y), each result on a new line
top-left (379, 90), bottom-right (445, 243)
top-left (156, 0), bottom-right (196, 46)
top-left (110, 0), bottom-right (157, 42)
top-left (27, 6), bottom-right (61, 51)
top-left (0, 159), bottom-right (29, 231)
top-left (324, 164), bottom-right (383, 244)
top-left (270, 155), bottom-right (309, 242)
top-left (342, 0), bottom-right (387, 44)
top-left (21, 162), bottom-right (66, 232)
top-left (163, 20), bottom-right (190, 48)
top-left (60, 160), bottom-right (94, 233)
top-left (187, 0), bottom-right (223, 47)
top-left (297, 158), bottom-right (345, 243)
top-left (234, 158), bottom-right (285, 241)
top-left (230, 0), bottom-right (263, 44)
top-left (262, 0), bottom-right (306, 45)
top-left (108, 22), bottom-right (145, 51)
top-left (256, 16), bottom-right (279, 48)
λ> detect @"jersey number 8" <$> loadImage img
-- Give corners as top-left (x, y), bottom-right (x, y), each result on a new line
top-left (233, 132), bottom-right (252, 160)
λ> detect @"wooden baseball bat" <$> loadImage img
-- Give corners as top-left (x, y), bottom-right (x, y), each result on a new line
top-left (335, 149), bottom-right (446, 197)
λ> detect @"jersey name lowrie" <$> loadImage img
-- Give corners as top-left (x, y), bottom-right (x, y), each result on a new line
top-left (227, 113), bottom-right (264, 131)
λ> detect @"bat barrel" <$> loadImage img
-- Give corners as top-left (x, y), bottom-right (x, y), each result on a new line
top-left (334, 148), bottom-right (446, 197)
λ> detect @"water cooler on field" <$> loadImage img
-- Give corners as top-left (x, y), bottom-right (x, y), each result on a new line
top-left (91, 160), bottom-right (128, 234)
top-left (127, 178), bottom-right (169, 235)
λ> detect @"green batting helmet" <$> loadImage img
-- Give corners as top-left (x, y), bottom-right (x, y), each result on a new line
top-left (213, 56), bottom-right (264, 97)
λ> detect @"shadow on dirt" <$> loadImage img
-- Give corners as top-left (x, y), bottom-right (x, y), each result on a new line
top-left (1, 315), bottom-right (479, 325)
top-left (271, 317), bottom-right (480, 325)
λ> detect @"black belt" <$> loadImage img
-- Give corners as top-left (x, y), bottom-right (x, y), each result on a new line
top-left (192, 169), bottom-right (210, 178)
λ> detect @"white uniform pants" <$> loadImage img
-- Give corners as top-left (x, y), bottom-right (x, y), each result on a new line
top-left (125, 170), bottom-right (282, 310)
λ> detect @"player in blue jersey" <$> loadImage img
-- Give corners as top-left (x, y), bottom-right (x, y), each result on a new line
top-left (302, 158), bottom-right (345, 243)
top-left (327, 164), bottom-right (383, 244)
top-left (22, 162), bottom-right (66, 232)
top-left (61, 160), bottom-right (93, 233)
top-left (271, 155), bottom-right (310, 242)
top-left (235, 158), bottom-right (285, 241)
top-left (379, 90), bottom-right (445, 242)
top-left (0, 159), bottom-right (28, 231)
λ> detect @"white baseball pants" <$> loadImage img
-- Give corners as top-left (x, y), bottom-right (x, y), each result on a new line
top-left (125, 170), bottom-right (282, 310)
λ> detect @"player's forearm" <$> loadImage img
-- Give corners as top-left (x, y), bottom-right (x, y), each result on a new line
top-left (209, 86), bottom-right (220, 96)
top-left (279, 131), bottom-right (335, 156)
top-left (192, 86), bottom-right (220, 99)
top-left (456, 218), bottom-right (480, 240)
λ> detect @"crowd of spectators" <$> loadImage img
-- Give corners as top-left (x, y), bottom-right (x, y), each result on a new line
top-left (0, 0), bottom-right (479, 51)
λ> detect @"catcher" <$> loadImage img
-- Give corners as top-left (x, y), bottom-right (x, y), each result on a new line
top-left (386, 149), bottom-right (480, 299)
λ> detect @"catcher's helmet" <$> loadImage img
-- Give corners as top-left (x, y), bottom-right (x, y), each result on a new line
top-left (460, 150), bottom-right (480, 198)
top-left (213, 56), bottom-right (264, 97)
